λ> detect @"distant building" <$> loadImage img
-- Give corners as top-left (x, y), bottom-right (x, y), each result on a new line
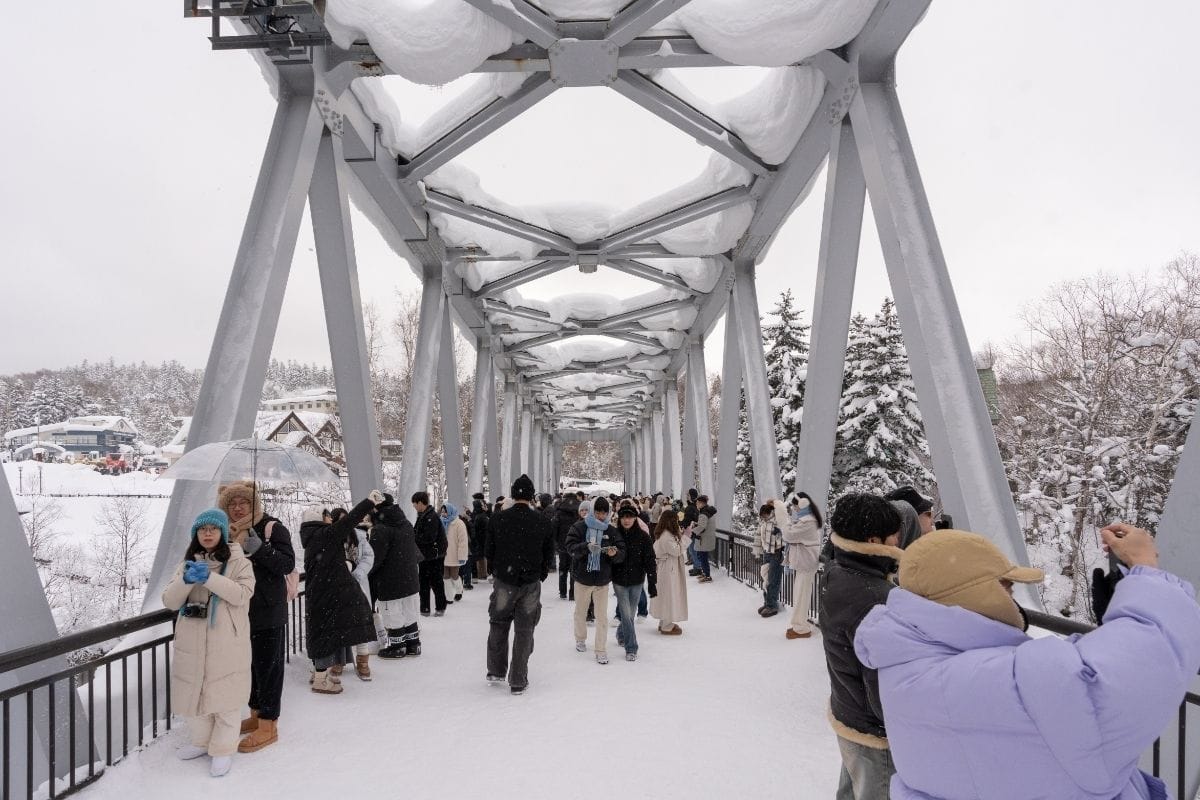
top-left (164, 410), bottom-right (344, 464)
top-left (381, 439), bottom-right (404, 462)
top-left (261, 388), bottom-right (339, 414)
top-left (4, 415), bottom-right (139, 459)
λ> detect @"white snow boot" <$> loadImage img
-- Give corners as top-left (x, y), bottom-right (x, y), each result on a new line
top-left (210, 755), bottom-right (232, 778)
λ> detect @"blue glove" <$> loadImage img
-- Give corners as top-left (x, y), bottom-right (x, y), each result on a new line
top-left (187, 561), bottom-right (210, 584)
top-left (183, 562), bottom-right (200, 584)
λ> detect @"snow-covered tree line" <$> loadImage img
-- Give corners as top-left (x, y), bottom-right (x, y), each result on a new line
top-left (992, 254), bottom-right (1200, 617)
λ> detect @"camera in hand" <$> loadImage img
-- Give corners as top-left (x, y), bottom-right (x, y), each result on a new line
top-left (934, 514), bottom-right (953, 530)
top-left (180, 604), bottom-right (209, 618)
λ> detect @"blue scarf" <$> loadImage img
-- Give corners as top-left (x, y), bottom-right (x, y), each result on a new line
top-left (584, 514), bottom-right (608, 572)
top-left (440, 502), bottom-right (458, 532)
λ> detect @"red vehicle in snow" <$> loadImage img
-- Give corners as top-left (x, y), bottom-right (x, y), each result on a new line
top-left (104, 453), bottom-right (130, 475)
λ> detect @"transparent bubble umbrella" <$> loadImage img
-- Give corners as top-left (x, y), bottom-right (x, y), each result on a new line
top-left (160, 437), bottom-right (339, 484)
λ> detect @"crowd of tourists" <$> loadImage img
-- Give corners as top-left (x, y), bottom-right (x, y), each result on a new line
top-left (161, 474), bottom-right (1200, 799)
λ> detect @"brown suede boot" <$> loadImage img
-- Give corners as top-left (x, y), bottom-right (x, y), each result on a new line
top-left (239, 709), bottom-right (260, 735)
top-left (238, 718), bottom-right (278, 753)
top-left (355, 654), bottom-right (372, 681)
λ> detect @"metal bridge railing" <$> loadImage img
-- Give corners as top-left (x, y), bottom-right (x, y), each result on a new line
top-left (715, 527), bottom-right (1198, 799)
top-left (0, 577), bottom-right (307, 800)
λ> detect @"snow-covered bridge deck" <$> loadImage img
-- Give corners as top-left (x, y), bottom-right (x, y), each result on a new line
top-left (75, 573), bottom-right (838, 799)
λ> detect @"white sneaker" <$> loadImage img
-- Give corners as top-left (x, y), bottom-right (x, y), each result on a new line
top-left (596, 652), bottom-right (609, 665)
top-left (176, 744), bottom-right (207, 761)
top-left (575, 641), bottom-right (586, 652)
top-left (625, 652), bottom-right (638, 662)
top-left (210, 755), bottom-right (232, 778)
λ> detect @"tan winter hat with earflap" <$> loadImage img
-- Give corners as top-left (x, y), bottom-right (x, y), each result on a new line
top-left (898, 530), bottom-right (1044, 630)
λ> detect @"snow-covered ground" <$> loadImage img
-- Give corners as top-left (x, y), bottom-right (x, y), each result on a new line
top-left (72, 573), bottom-right (839, 799)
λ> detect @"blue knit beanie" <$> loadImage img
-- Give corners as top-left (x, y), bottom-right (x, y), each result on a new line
top-left (192, 508), bottom-right (229, 542)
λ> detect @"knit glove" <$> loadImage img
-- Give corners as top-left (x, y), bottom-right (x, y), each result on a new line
top-left (184, 561), bottom-right (210, 584)
top-left (243, 531), bottom-right (263, 557)
top-left (587, 542), bottom-right (602, 554)
top-left (368, 489), bottom-right (385, 505)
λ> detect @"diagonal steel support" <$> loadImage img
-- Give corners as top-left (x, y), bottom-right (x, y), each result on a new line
top-left (466, 344), bottom-right (495, 495)
top-left (686, 340), bottom-right (715, 497)
top-left (605, 259), bottom-right (701, 295)
top-left (597, 297), bottom-right (694, 330)
top-left (400, 74), bottom-right (556, 182)
top-left (478, 37), bottom-right (729, 73)
top-left (600, 186), bottom-right (752, 251)
top-left (437, 298), bottom-right (467, 511)
top-left (732, 263), bottom-right (783, 505)
top-left (398, 274), bottom-right (446, 517)
top-left (460, 0), bottom-right (560, 48)
top-left (426, 190), bottom-right (577, 254)
top-left (481, 298), bottom-right (557, 325)
top-left (612, 71), bottom-right (770, 176)
top-left (793, 117), bottom-right (865, 514)
top-left (851, 80), bottom-right (1034, 584)
top-left (663, 379), bottom-right (683, 496)
top-left (147, 71), bottom-right (324, 608)
top-left (606, 0), bottom-right (696, 47)
top-left (501, 380), bottom-right (520, 492)
top-left (310, 129), bottom-right (383, 500)
top-left (478, 259), bottom-right (572, 297)
top-left (714, 300), bottom-right (743, 532)
top-left (603, 330), bottom-right (667, 349)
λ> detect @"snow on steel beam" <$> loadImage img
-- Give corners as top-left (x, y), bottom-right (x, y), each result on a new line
top-left (600, 185), bottom-right (752, 250)
top-left (616, 37), bottom-right (730, 70)
top-left (504, 330), bottom-right (569, 353)
top-left (425, 190), bottom-right (577, 253)
top-left (477, 259), bottom-right (570, 297)
top-left (605, 259), bottom-right (702, 295)
top-left (480, 298), bottom-right (555, 324)
top-left (605, 244), bottom-right (702, 259)
top-left (596, 297), bottom-right (694, 330)
top-left (399, 74), bottom-right (557, 182)
top-left (849, 0), bottom-right (932, 83)
top-left (603, 330), bottom-right (667, 350)
top-left (612, 71), bottom-right (770, 177)
top-left (338, 89), bottom-right (427, 238)
top-left (460, 0), bottom-right (561, 49)
top-left (732, 70), bottom-right (852, 263)
top-left (606, 0), bottom-right (696, 48)
top-left (663, 255), bottom-right (733, 375)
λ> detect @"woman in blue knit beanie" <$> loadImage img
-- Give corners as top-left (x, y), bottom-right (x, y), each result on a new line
top-left (161, 508), bottom-right (255, 779)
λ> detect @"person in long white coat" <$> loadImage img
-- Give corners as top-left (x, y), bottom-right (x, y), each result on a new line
top-left (162, 508), bottom-right (256, 779)
top-left (349, 520), bottom-right (375, 679)
top-left (782, 493), bottom-right (823, 640)
top-left (440, 502), bottom-right (470, 602)
top-left (650, 511), bottom-right (689, 635)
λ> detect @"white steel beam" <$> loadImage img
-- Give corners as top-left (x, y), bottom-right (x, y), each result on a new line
top-left (793, 118), bottom-right (865, 514)
top-left (687, 340), bottom-right (715, 498)
top-left (147, 73), bottom-right (324, 607)
top-left (501, 380), bottom-right (520, 492)
top-left (310, 129), bottom-right (383, 500)
top-left (425, 190), bottom-right (576, 254)
top-left (663, 380), bottom-right (682, 496)
top-left (714, 302), bottom-right (743, 532)
top-left (460, 0), bottom-right (560, 48)
top-left (437, 298), bottom-right (468, 511)
top-left (478, 260), bottom-right (571, 297)
top-left (850, 81), bottom-right (1034, 586)
top-left (466, 344), bottom-right (494, 495)
top-left (605, 259), bottom-right (702, 295)
top-left (398, 274), bottom-right (446, 516)
top-left (606, 0), bottom-right (695, 47)
top-left (601, 186), bottom-right (752, 251)
top-left (732, 264), bottom-right (783, 506)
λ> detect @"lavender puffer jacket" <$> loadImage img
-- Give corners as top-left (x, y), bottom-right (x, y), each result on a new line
top-left (854, 567), bottom-right (1200, 799)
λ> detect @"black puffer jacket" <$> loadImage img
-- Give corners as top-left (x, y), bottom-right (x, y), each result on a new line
top-left (470, 501), bottom-right (490, 557)
top-left (368, 503), bottom-right (420, 602)
top-left (817, 536), bottom-right (902, 743)
top-left (565, 518), bottom-right (626, 587)
top-left (246, 514), bottom-right (296, 631)
top-left (610, 522), bottom-right (656, 594)
top-left (301, 498), bottom-right (377, 660)
top-left (553, 497), bottom-right (580, 554)
top-left (485, 502), bottom-right (555, 586)
top-left (413, 505), bottom-right (447, 562)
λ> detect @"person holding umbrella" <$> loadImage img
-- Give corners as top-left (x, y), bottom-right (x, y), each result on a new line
top-left (216, 481), bottom-right (295, 754)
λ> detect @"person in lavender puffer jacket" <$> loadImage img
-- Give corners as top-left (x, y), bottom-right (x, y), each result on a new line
top-left (854, 523), bottom-right (1200, 800)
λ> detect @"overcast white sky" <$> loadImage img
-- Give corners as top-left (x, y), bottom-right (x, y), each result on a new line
top-left (2, 2), bottom-right (1199, 377)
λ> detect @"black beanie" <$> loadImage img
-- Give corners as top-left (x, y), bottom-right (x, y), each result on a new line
top-left (511, 474), bottom-right (535, 501)
top-left (885, 486), bottom-right (934, 515)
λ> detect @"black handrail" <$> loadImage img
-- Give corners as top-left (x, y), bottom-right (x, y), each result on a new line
top-left (0, 610), bottom-right (174, 675)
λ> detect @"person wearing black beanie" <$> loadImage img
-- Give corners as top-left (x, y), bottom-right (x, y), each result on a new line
top-left (510, 474), bottom-right (536, 502)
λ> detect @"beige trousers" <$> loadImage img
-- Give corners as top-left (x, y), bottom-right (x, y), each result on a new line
top-left (189, 708), bottom-right (241, 757)
top-left (790, 569), bottom-right (816, 634)
top-left (573, 582), bottom-right (610, 654)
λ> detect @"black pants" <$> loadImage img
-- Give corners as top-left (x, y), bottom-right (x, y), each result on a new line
top-left (487, 580), bottom-right (542, 690)
top-left (419, 559), bottom-right (448, 612)
top-left (557, 552), bottom-right (574, 598)
top-left (248, 625), bottom-right (286, 720)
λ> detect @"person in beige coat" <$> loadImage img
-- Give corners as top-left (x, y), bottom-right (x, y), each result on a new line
top-left (782, 493), bottom-right (823, 639)
top-left (440, 502), bottom-right (470, 602)
top-left (650, 511), bottom-right (689, 635)
top-left (162, 508), bottom-right (256, 778)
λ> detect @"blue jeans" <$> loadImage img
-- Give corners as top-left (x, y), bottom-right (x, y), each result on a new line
top-left (687, 540), bottom-right (698, 567)
top-left (613, 584), bottom-right (642, 654)
top-left (695, 550), bottom-right (710, 577)
top-left (638, 586), bottom-right (648, 616)
top-left (835, 736), bottom-right (894, 800)
top-left (762, 551), bottom-right (783, 609)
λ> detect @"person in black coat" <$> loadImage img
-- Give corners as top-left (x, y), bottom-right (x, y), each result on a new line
top-left (484, 475), bottom-right (555, 694)
top-left (817, 493), bottom-right (903, 792)
top-left (611, 505), bottom-right (656, 661)
top-left (216, 481), bottom-right (295, 751)
top-left (552, 495), bottom-right (580, 600)
top-left (412, 491), bottom-right (448, 616)
top-left (565, 496), bottom-right (625, 663)
top-left (368, 495), bottom-right (422, 658)
top-left (300, 493), bottom-right (385, 693)
top-left (466, 496), bottom-right (490, 589)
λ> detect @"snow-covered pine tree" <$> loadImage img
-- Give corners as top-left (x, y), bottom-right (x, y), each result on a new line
top-left (762, 289), bottom-right (810, 497)
top-left (833, 298), bottom-right (934, 496)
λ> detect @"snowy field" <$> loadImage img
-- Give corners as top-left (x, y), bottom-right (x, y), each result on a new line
top-left (73, 573), bottom-right (840, 799)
